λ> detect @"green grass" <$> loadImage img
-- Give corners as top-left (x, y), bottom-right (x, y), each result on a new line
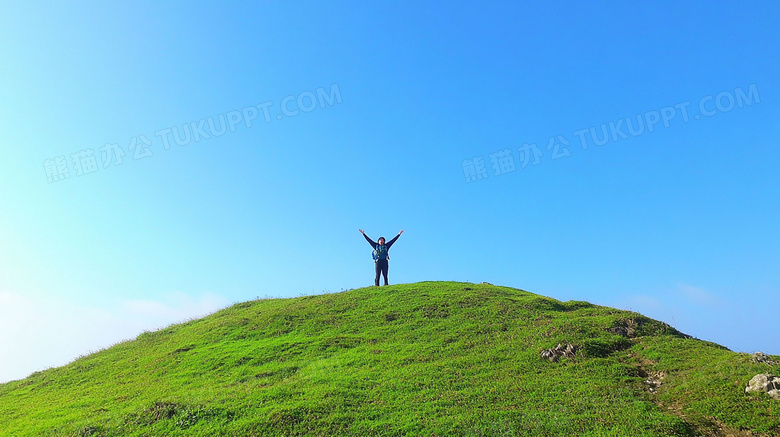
top-left (1, 281), bottom-right (778, 436)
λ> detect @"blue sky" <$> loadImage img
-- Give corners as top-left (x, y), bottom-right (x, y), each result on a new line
top-left (1, 2), bottom-right (778, 382)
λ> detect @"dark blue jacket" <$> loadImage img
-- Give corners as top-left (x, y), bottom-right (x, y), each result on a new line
top-left (363, 233), bottom-right (401, 253)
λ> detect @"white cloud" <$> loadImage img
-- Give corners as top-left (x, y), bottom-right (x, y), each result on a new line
top-left (616, 294), bottom-right (664, 312)
top-left (121, 291), bottom-right (229, 322)
top-left (0, 290), bottom-right (230, 384)
top-left (677, 283), bottom-right (724, 307)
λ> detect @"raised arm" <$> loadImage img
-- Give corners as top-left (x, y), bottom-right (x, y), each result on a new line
top-left (360, 229), bottom-right (377, 248)
top-left (385, 229), bottom-right (404, 249)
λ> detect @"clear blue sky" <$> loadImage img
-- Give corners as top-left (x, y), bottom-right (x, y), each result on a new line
top-left (1, 2), bottom-right (778, 382)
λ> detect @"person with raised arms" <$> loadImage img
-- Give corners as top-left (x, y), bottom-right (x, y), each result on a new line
top-left (359, 229), bottom-right (403, 286)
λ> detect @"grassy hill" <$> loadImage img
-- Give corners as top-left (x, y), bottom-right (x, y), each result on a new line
top-left (1, 281), bottom-right (778, 436)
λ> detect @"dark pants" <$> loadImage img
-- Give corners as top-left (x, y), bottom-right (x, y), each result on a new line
top-left (375, 259), bottom-right (389, 286)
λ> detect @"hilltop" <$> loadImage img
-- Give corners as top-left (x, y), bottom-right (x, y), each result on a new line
top-left (0, 282), bottom-right (778, 436)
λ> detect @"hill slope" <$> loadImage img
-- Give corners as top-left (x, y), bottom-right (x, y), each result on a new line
top-left (1, 282), bottom-right (778, 436)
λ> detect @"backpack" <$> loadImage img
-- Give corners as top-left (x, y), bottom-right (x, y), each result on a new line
top-left (372, 244), bottom-right (389, 261)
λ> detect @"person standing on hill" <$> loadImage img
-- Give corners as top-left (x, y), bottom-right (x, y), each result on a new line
top-left (360, 229), bottom-right (403, 286)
